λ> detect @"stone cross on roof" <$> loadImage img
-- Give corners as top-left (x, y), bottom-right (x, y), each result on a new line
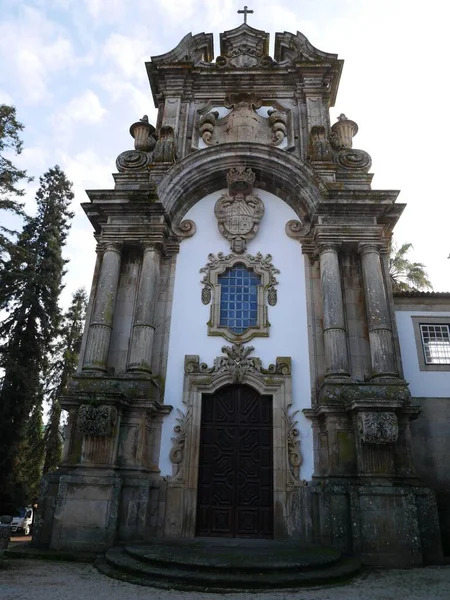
top-left (237, 5), bottom-right (254, 24)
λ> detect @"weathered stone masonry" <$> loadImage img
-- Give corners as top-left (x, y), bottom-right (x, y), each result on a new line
top-left (34, 22), bottom-right (444, 567)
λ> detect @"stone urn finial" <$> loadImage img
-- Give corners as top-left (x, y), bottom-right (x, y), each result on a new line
top-left (129, 115), bottom-right (156, 151)
top-left (331, 114), bottom-right (358, 149)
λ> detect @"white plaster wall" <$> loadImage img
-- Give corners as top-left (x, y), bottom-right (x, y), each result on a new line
top-left (161, 188), bottom-right (313, 478)
top-left (395, 310), bottom-right (450, 397)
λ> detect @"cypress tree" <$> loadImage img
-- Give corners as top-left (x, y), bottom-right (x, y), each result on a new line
top-left (0, 165), bottom-right (74, 512)
top-left (0, 104), bottom-right (31, 262)
top-left (43, 288), bottom-right (88, 475)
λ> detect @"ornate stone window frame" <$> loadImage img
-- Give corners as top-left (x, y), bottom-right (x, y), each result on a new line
top-left (200, 252), bottom-right (279, 343)
top-left (163, 344), bottom-right (303, 539)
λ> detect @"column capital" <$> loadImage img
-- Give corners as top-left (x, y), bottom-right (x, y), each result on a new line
top-left (358, 242), bottom-right (382, 256)
top-left (142, 242), bottom-right (164, 255)
top-left (96, 242), bottom-right (123, 255)
top-left (317, 242), bottom-right (342, 256)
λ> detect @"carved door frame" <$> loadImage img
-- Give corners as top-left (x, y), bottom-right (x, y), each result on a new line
top-left (164, 345), bottom-right (303, 539)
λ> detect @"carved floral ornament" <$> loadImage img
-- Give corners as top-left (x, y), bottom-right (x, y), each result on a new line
top-left (200, 251), bottom-right (280, 342)
top-left (199, 94), bottom-right (287, 147)
top-left (358, 411), bottom-right (399, 445)
top-left (77, 404), bottom-right (117, 437)
top-left (185, 343), bottom-right (291, 382)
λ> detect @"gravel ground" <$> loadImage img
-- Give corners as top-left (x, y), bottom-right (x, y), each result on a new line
top-left (0, 559), bottom-right (449, 600)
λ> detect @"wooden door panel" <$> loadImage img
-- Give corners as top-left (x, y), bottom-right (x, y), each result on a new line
top-left (196, 385), bottom-right (273, 538)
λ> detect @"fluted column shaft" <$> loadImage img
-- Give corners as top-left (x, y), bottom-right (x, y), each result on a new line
top-left (83, 243), bottom-right (122, 372)
top-left (127, 244), bottom-right (162, 373)
top-left (319, 244), bottom-right (350, 377)
top-left (359, 244), bottom-right (397, 377)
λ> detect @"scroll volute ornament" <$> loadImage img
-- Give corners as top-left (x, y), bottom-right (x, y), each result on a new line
top-left (214, 167), bottom-right (264, 254)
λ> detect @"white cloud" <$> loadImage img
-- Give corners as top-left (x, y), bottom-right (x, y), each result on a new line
top-left (83, 0), bottom-right (127, 24)
top-left (66, 90), bottom-right (107, 124)
top-left (0, 90), bottom-right (14, 105)
top-left (0, 6), bottom-right (76, 104)
top-left (98, 73), bottom-right (155, 122)
top-left (101, 32), bottom-right (151, 82)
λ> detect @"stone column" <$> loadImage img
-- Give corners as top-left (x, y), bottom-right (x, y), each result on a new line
top-left (127, 243), bottom-right (162, 373)
top-left (359, 244), bottom-right (397, 377)
top-left (319, 244), bottom-right (350, 377)
top-left (83, 243), bottom-right (122, 372)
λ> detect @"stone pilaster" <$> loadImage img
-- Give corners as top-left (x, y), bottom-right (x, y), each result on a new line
top-left (83, 243), bottom-right (122, 372)
top-left (318, 244), bottom-right (350, 377)
top-left (127, 243), bottom-right (162, 373)
top-left (359, 244), bottom-right (397, 377)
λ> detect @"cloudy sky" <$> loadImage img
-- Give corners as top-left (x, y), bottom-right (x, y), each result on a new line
top-left (1, 0), bottom-right (449, 306)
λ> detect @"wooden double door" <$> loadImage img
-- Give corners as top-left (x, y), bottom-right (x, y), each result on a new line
top-left (196, 384), bottom-right (274, 538)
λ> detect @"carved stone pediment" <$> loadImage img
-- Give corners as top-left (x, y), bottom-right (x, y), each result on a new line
top-left (274, 31), bottom-right (339, 64)
top-left (199, 94), bottom-right (287, 147)
top-left (150, 32), bottom-right (214, 66)
top-left (217, 24), bottom-right (272, 68)
top-left (184, 344), bottom-right (291, 382)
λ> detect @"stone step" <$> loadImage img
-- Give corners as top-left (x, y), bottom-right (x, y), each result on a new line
top-left (97, 544), bottom-right (361, 592)
top-left (125, 538), bottom-right (342, 573)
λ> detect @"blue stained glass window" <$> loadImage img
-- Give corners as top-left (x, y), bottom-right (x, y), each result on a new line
top-left (218, 264), bottom-right (261, 333)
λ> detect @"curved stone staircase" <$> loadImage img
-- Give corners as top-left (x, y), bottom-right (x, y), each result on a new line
top-left (95, 538), bottom-right (361, 592)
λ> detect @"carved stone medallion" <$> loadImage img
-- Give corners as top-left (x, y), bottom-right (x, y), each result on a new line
top-left (214, 167), bottom-right (264, 253)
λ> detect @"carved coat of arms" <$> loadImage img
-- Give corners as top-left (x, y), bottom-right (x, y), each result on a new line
top-left (214, 167), bottom-right (264, 254)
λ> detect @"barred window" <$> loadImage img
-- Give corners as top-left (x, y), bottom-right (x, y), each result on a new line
top-left (218, 264), bottom-right (260, 334)
top-left (420, 324), bottom-right (450, 364)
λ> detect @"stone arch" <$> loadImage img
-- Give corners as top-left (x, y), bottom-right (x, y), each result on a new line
top-left (157, 142), bottom-right (324, 226)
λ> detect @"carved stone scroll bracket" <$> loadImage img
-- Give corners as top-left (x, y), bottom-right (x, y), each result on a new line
top-left (282, 404), bottom-right (304, 485)
top-left (285, 219), bottom-right (312, 240)
top-left (153, 126), bottom-right (177, 163)
top-left (336, 149), bottom-right (372, 172)
top-left (116, 150), bottom-right (150, 173)
top-left (171, 219), bottom-right (197, 241)
top-left (358, 411), bottom-right (399, 445)
top-left (168, 406), bottom-right (192, 481)
top-left (78, 404), bottom-right (117, 437)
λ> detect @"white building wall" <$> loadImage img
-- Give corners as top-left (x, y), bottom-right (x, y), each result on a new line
top-left (160, 188), bottom-right (313, 478)
top-left (395, 310), bottom-right (450, 397)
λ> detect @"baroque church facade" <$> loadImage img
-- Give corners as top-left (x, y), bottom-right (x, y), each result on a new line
top-left (35, 22), bottom-right (446, 566)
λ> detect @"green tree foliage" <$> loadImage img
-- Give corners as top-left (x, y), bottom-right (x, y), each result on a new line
top-left (0, 166), bottom-right (74, 512)
top-left (43, 288), bottom-right (87, 475)
top-left (389, 241), bottom-right (433, 292)
top-left (0, 104), bottom-right (31, 261)
top-left (15, 401), bottom-right (45, 505)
